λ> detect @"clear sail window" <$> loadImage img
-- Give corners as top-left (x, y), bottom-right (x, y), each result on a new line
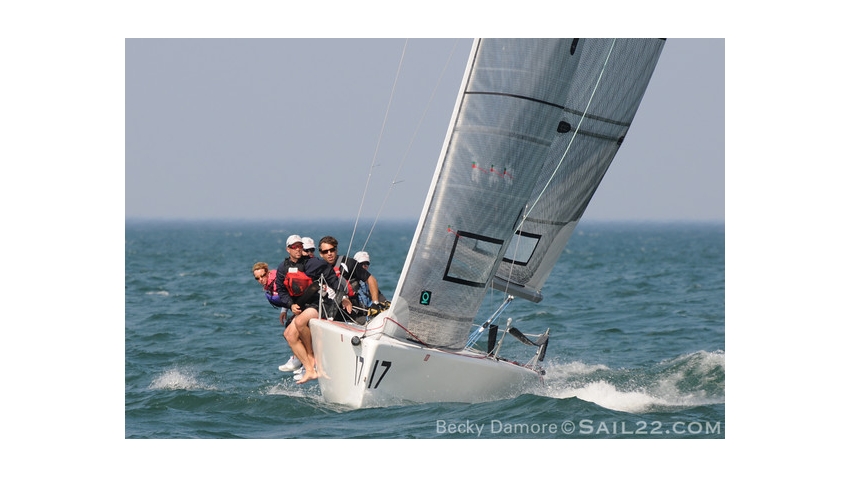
top-left (443, 231), bottom-right (504, 287)
top-left (501, 230), bottom-right (541, 266)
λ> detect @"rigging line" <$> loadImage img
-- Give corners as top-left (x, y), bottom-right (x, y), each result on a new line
top-left (360, 39), bottom-right (463, 251)
top-left (521, 39), bottom-right (618, 225)
top-left (346, 39), bottom-right (410, 259)
top-left (499, 204), bottom-right (530, 300)
top-left (497, 40), bottom-right (617, 296)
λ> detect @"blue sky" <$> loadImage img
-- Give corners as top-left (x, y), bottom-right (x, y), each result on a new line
top-left (125, 38), bottom-right (724, 222)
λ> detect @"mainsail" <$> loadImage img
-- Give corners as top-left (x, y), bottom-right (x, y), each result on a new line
top-left (387, 39), bottom-right (665, 349)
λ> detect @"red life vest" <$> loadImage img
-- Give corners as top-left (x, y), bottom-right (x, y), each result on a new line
top-left (264, 269), bottom-right (278, 294)
top-left (283, 263), bottom-right (313, 297)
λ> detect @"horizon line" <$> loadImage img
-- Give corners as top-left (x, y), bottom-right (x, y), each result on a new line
top-left (125, 216), bottom-right (725, 224)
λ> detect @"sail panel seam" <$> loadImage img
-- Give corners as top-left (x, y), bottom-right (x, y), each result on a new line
top-left (466, 90), bottom-right (564, 110)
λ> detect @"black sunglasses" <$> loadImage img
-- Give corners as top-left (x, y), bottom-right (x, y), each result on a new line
top-left (320, 247), bottom-right (336, 254)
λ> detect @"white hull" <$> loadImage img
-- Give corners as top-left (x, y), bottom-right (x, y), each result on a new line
top-left (310, 317), bottom-right (543, 408)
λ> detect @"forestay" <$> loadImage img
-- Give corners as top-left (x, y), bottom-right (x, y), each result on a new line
top-left (387, 39), bottom-right (665, 349)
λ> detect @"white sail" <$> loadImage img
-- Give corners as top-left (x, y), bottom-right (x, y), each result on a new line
top-left (494, 38), bottom-right (666, 302)
top-left (388, 39), bottom-right (665, 348)
top-left (309, 38), bottom-right (666, 408)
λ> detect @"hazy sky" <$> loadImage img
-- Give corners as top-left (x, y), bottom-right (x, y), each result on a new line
top-left (126, 38), bottom-right (724, 222)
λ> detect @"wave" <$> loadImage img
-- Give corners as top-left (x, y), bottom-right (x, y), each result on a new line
top-left (149, 366), bottom-right (217, 391)
top-left (538, 350), bottom-right (725, 413)
top-left (265, 381), bottom-right (318, 400)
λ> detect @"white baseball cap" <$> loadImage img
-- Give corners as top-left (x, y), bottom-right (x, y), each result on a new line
top-left (286, 234), bottom-right (303, 247)
top-left (353, 251), bottom-right (370, 263)
top-left (302, 237), bottom-right (316, 250)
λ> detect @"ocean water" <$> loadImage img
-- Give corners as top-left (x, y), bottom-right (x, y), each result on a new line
top-left (125, 220), bottom-right (724, 440)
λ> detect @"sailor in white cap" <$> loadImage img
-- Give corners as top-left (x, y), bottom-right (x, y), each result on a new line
top-left (286, 234), bottom-right (302, 248)
top-left (350, 250), bottom-right (388, 317)
top-left (276, 234), bottom-right (306, 376)
top-left (353, 251), bottom-right (370, 267)
top-left (302, 237), bottom-right (316, 258)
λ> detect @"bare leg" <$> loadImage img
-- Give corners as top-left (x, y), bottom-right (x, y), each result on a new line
top-left (283, 321), bottom-right (310, 376)
top-left (296, 308), bottom-right (318, 358)
top-left (292, 308), bottom-right (320, 384)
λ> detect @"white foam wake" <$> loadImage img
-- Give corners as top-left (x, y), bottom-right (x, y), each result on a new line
top-left (539, 351), bottom-right (725, 413)
top-left (149, 366), bottom-right (216, 391)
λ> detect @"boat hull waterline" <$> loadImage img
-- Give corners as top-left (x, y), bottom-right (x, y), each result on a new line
top-left (310, 317), bottom-right (543, 408)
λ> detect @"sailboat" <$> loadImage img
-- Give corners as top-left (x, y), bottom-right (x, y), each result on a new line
top-left (308, 38), bottom-right (665, 408)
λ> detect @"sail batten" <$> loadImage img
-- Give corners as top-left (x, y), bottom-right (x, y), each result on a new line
top-left (387, 38), bottom-right (665, 349)
top-left (465, 91), bottom-right (572, 110)
top-left (561, 106), bottom-right (634, 126)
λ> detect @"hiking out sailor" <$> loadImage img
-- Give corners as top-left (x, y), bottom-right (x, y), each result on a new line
top-left (272, 234), bottom-right (321, 377)
top-left (252, 261), bottom-right (289, 326)
top-left (280, 235), bottom-right (350, 384)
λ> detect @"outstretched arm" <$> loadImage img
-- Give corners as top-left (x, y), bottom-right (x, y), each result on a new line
top-left (367, 275), bottom-right (381, 304)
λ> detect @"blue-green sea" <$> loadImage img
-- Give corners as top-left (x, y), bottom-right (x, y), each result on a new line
top-left (125, 220), bottom-right (724, 441)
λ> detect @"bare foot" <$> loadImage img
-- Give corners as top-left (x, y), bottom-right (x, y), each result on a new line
top-left (296, 369), bottom-right (319, 384)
